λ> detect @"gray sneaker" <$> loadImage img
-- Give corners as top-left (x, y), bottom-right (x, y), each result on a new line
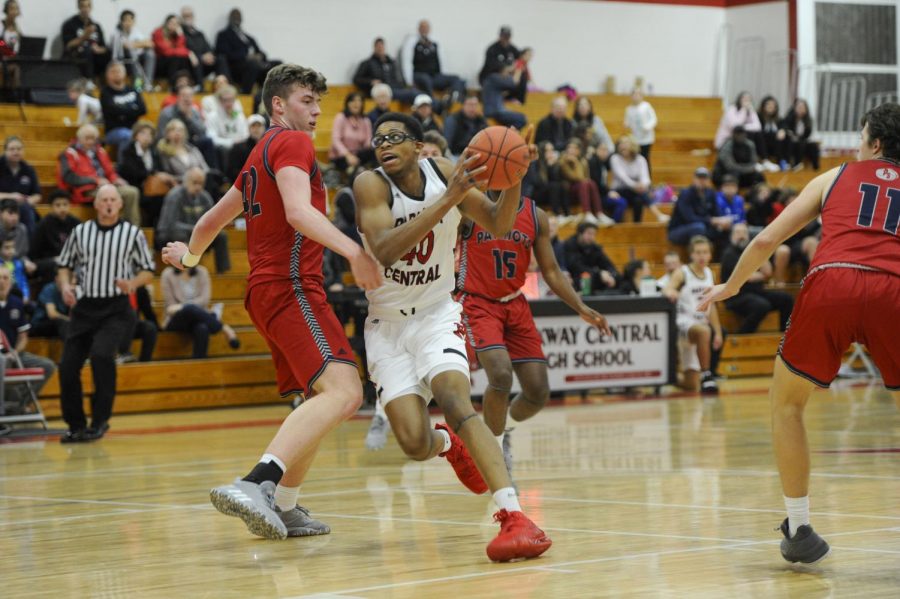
top-left (209, 478), bottom-right (288, 540)
top-left (778, 518), bottom-right (831, 564)
top-left (277, 505), bottom-right (331, 537)
top-left (365, 414), bottom-right (391, 451)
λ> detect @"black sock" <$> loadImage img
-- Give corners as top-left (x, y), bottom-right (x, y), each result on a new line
top-left (242, 460), bottom-right (284, 485)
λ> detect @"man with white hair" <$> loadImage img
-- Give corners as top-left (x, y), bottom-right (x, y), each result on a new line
top-left (535, 97), bottom-right (574, 152)
top-left (57, 124), bottom-right (141, 225)
top-left (367, 82), bottom-right (393, 127)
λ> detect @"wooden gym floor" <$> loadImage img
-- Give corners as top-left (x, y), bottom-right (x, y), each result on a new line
top-left (2, 377), bottom-right (900, 598)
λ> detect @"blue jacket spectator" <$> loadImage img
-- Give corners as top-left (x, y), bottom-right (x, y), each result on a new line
top-left (668, 167), bottom-right (725, 245)
top-left (715, 175), bottom-right (746, 224)
top-left (31, 282), bottom-right (70, 339)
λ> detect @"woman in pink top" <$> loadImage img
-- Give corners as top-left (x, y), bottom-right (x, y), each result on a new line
top-left (714, 91), bottom-right (764, 151)
top-left (329, 91), bottom-right (375, 177)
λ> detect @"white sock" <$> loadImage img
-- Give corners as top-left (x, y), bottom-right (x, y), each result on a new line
top-left (493, 487), bottom-right (521, 512)
top-left (260, 453), bottom-right (287, 473)
top-left (784, 495), bottom-right (810, 538)
top-left (436, 428), bottom-right (451, 455)
top-left (274, 484), bottom-right (300, 511)
top-left (495, 433), bottom-right (504, 448)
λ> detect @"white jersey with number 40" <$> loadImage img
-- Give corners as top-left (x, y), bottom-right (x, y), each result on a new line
top-left (361, 158), bottom-right (461, 317)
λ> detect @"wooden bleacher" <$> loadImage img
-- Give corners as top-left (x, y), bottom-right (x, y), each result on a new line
top-left (2, 87), bottom-right (834, 420)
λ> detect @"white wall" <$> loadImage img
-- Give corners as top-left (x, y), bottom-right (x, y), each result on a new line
top-left (722, 1), bottom-right (790, 106)
top-left (19, 0), bottom-right (726, 96)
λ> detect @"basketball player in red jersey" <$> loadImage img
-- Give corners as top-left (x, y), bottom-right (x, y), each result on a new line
top-left (162, 64), bottom-right (382, 540)
top-left (699, 103), bottom-right (900, 564)
top-left (457, 193), bottom-right (610, 472)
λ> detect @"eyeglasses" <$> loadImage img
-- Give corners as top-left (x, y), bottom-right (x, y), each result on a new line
top-left (372, 132), bottom-right (415, 148)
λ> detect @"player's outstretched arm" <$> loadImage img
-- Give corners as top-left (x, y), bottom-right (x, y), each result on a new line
top-left (533, 207), bottom-right (611, 335)
top-left (698, 167), bottom-right (838, 311)
top-left (354, 167), bottom-right (470, 267)
top-left (162, 185), bottom-right (244, 269)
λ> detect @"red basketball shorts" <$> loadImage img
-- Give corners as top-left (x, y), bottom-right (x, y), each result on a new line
top-left (459, 293), bottom-right (546, 367)
top-left (779, 266), bottom-right (900, 389)
top-left (245, 280), bottom-right (356, 397)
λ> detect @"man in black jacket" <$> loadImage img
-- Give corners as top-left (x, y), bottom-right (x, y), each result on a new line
top-left (100, 62), bottom-right (147, 159)
top-left (353, 37), bottom-right (423, 104)
top-left (30, 190), bottom-right (80, 292)
top-left (401, 20), bottom-right (466, 107)
top-left (442, 96), bottom-right (488, 157)
top-left (535, 97), bottom-right (574, 152)
top-left (180, 6), bottom-right (226, 87)
top-left (61, 0), bottom-right (109, 81)
top-left (562, 221), bottom-right (620, 293)
top-left (668, 168), bottom-right (732, 246)
top-left (214, 8), bottom-right (276, 93)
top-left (478, 26), bottom-right (520, 85)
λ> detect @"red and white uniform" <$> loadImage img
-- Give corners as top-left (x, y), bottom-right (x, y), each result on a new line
top-left (779, 158), bottom-right (900, 388)
top-left (239, 126), bottom-right (355, 397)
top-left (457, 198), bottom-right (546, 364)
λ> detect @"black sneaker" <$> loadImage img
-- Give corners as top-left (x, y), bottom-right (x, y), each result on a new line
top-left (700, 371), bottom-right (719, 395)
top-left (83, 421), bottom-right (110, 441)
top-left (60, 429), bottom-right (88, 444)
top-left (778, 518), bottom-right (831, 564)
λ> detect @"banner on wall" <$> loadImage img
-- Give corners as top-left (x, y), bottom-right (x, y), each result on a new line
top-left (470, 297), bottom-right (676, 396)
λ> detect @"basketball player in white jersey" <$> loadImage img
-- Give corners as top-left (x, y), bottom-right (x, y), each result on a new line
top-left (353, 113), bottom-right (551, 562)
top-left (663, 235), bottom-right (722, 394)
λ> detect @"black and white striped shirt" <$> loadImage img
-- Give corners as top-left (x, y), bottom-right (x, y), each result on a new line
top-left (57, 220), bottom-right (155, 299)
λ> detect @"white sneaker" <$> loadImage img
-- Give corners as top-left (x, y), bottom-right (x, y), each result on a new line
top-left (212, 302), bottom-right (224, 321)
top-left (583, 212), bottom-right (599, 225)
top-left (597, 212), bottom-right (616, 227)
top-left (763, 160), bottom-right (780, 173)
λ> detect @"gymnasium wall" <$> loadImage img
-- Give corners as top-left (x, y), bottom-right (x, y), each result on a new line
top-left (20, 0), bottom-right (786, 97)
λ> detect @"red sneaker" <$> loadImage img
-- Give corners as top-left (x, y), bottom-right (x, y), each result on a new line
top-left (486, 509), bottom-right (553, 562)
top-left (436, 422), bottom-right (488, 494)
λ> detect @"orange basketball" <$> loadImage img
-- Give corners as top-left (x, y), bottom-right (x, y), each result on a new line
top-left (466, 126), bottom-right (531, 190)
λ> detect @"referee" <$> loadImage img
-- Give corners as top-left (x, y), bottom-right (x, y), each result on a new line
top-left (57, 185), bottom-right (155, 443)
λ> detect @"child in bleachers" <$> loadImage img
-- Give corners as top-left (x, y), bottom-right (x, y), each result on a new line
top-left (67, 78), bottom-right (102, 125)
top-left (0, 237), bottom-right (30, 301)
top-left (30, 281), bottom-right (69, 339)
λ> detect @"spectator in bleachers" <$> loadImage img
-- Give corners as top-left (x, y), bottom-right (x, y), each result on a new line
top-left (353, 37), bottom-right (423, 105)
top-left (715, 175), bottom-right (745, 225)
top-left (61, 0), bottom-right (109, 82)
top-left (546, 213), bottom-right (567, 272)
top-left (782, 98), bottom-right (820, 170)
top-left (226, 113), bottom-right (266, 182)
top-left (481, 63), bottom-right (526, 129)
top-left (215, 8), bottom-right (276, 94)
top-left (420, 130), bottom-right (449, 159)
top-left (1, 0), bottom-right (22, 90)
top-left (524, 141), bottom-right (567, 216)
top-left (714, 91), bottom-right (766, 158)
top-left (618, 259), bottom-right (651, 296)
top-left (535, 97), bottom-right (574, 152)
top-left (559, 139), bottom-right (609, 225)
top-left (329, 91), bottom-right (375, 178)
top-left (720, 222), bottom-right (793, 333)
top-left (180, 6), bottom-right (223, 88)
top-left (572, 96), bottom-right (615, 153)
top-left (156, 167), bottom-right (230, 273)
top-left (510, 47), bottom-right (533, 105)
top-left (118, 121), bottom-right (176, 226)
top-left (744, 182), bottom-right (782, 232)
top-left (367, 83), bottom-right (392, 127)
top-left (161, 264), bottom-right (240, 358)
top-left (610, 135), bottom-right (659, 223)
top-left (411, 94), bottom-right (441, 135)
top-left (157, 85), bottom-right (217, 168)
top-left (30, 281), bottom-right (69, 340)
top-left (0, 197), bottom-right (27, 258)
top-left (201, 75), bottom-right (241, 115)
top-left (109, 9), bottom-right (154, 89)
top-left (758, 95), bottom-right (788, 169)
top-left (563, 221), bottom-right (620, 293)
top-left (0, 236), bottom-right (29, 299)
top-left (656, 250), bottom-right (681, 290)
top-left (400, 19), bottom-right (466, 108)
top-left (116, 285), bottom-right (158, 363)
top-left (30, 189), bottom-right (79, 290)
top-left (205, 84), bottom-right (248, 168)
top-left (623, 89), bottom-right (657, 170)
top-left (0, 135), bottom-right (40, 234)
top-left (159, 71), bottom-right (196, 109)
top-left (157, 119), bottom-right (210, 182)
top-left (152, 14), bottom-right (193, 88)
top-left (772, 189), bottom-right (819, 285)
top-left (712, 126), bottom-right (766, 189)
top-left (57, 123), bottom-right (141, 225)
top-left (0, 264), bottom-right (55, 404)
top-left (478, 25), bottom-right (519, 84)
top-left (100, 62), bottom-right (147, 159)
top-left (67, 78), bottom-right (102, 125)
top-left (667, 167), bottom-right (731, 246)
top-left (443, 95), bottom-right (488, 157)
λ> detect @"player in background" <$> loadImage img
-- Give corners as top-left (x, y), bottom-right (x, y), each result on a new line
top-left (457, 189), bottom-right (610, 474)
top-left (663, 236), bottom-right (723, 394)
top-left (354, 113), bottom-right (551, 561)
top-left (699, 103), bottom-right (900, 564)
top-left (162, 64), bottom-right (381, 540)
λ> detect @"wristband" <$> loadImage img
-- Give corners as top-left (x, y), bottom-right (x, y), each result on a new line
top-left (181, 251), bottom-right (201, 268)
